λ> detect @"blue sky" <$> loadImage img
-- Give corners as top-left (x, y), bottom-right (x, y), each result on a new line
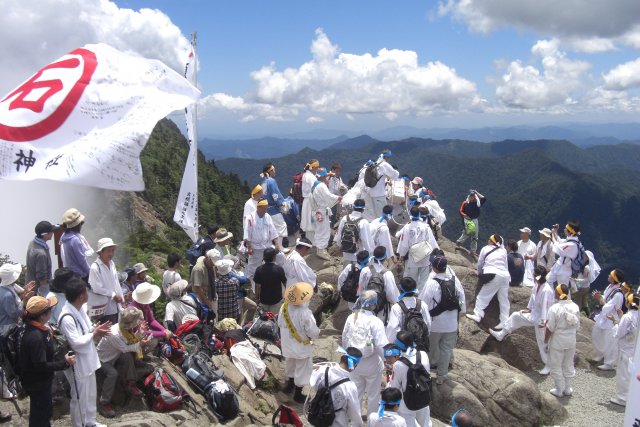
top-left (2, 0), bottom-right (640, 137)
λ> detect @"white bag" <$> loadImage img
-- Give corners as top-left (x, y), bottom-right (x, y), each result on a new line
top-left (409, 240), bottom-right (433, 264)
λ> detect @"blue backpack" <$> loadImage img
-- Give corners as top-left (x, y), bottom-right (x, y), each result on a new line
top-left (185, 237), bottom-right (206, 266)
top-left (569, 240), bottom-right (588, 279)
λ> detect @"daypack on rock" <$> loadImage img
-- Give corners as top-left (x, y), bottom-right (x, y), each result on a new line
top-left (340, 216), bottom-right (363, 254)
top-left (248, 312), bottom-right (280, 343)
top-left (568, 240), bottom-right (589, 279)
top-left (206, 379), bottom-right (240, 422)
top-left (161, 336), bottom-right (186, 365)
top-left (398, 351), bottom-right (432, 410)
top-left (367, 266), bottom-right (388, 317)
top-left (183, 292), bottom-right (215, 323)
top-left (291, 172), bottom-right (304, 206)
top-left (144, 367), bottom-right (187, 412)
top-left (340, 264), bottom-right (360, 303)
top-left (272, 404), bottom-right (304, 427)
top-left (308, 367), bottom-right (350, 427)
top-left (181, 333), bottom-right (202, 355)
top-left (181, 351), bottom-right (223, 392)
top-left (429, 278), bottom-right (461, 318)
top-left (399, 299), bottom-right (430, 352)
top-left (175, 318), bottom-right (203, 337)
top-left (364, 163), bottom-right (381, 188)
top-left (185, 237), bottom-right (207, 266)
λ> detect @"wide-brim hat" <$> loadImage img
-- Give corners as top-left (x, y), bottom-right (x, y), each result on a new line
top-left (0, 263), bottom-right (22, 287)
top-left (214, 228), bottom-right (233, 243)
top-left (132, 263), bottom-right (148, 275)
top-left (519, 227), bottom-right (532, 234)
top-left (62, 208), bottom-right (85, 228)
top-left (539, 228), bottom-right (552, 238)
top-left (411, 177), bottom-right (423, 185)
top-left (284, 282), bottom-right (314, 306)
top-left (168, 279), bottom-right (189, 300)
top-left (119, 307), bottom-right (143, 329)
top-left (206, 249), bottom-right (221, 262)
top-left (132, 282), bottom-right (161, 305)
top-left (25, 295), bottom-right (58, 316)
top-left (97, 237), bottom-right (117, 253)
top-left (214, 259), bottom-right (234, 276)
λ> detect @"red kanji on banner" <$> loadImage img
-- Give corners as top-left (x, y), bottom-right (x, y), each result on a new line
top-left (0, 48), bottom-right (97, 142)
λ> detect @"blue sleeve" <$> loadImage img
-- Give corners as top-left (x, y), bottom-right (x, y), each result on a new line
top-left (268, 178), bottom-right (284, 206)
top-left (229, 271), bottom-right (248, 285)
top-left (69, 237), bottom-right (90, 277)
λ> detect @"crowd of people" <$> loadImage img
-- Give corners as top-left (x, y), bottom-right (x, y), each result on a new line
top-left (0, 150), bottom-right (637, 427)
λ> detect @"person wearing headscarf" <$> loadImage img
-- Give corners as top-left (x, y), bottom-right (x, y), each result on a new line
top-left (310, 167), bottom-right (342, 260)
top-left (386, 277), bottom-right (431, 345)
top-left (243, 199), bottom-right (280, 281)
top-left (300, 159), bottom-right (320, 240)
top-left (359, 246), bottom-right (400, 325)
top-left (59, 208), bottom-right (93, 282)
top-left (277, 282), bottom-right (319, 403)
top-left (387, 331), bottom-right (431, 427)
top-left (342, 290), bottom-right (389, 417)
top-left (261, 162), bottom-right (289, 247)
top-left (244, 185), bottom-right (263, 221)
top-left (591, 268), bottom-right (626, 370)
top-left (366, 150), bottom-right (400, 220)
top-left (547, 220), bottom-right (581, 286)
top-left (370, 205), bottom-right (396, 264)
top-left (367, 387), bottom-right (406, 426)
top-left (455, 190), bottom-right (486, 256)
top-left (337, 250), bottom-right (370, 310)
top-left (309, 347), bottom-right (363, 427)
top-left (282, 238), bottom-right (317, 289)
top-left (396, 206), bottom-right (439, 289)
top-left (490, 265), bottom-right (555, 375)
top-left (545, 283), bottom-right (580, 398)
top-left (466, 234), bottom-right (510, 329)
top-left (609, 293), bottom-right (639, 406)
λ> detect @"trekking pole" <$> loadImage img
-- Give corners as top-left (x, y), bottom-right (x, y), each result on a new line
top-left (71, 365), bottom-right (86, 427)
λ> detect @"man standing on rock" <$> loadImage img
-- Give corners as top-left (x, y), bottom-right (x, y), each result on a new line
top-left (253, 248), bottom-right (287, 313)
top-left (335, 199), bottom-right (374, 267)
top-left (591, 269), bottom-right (626, 371)
top-left (282, 238), bottom-right (317, 289)
top-left (534, 228), bottom-right (555, 273)
top-left (397, 206), bottom-right (438, 289)
top-left (309, 167), bottom-right (342, 260)
top-left (369, 205), bottom-right (396, 265)
top-left (243, 199), bottom-right (280, 281)
top-left (517, 227), bottom-right (537, 287)
top-left (359, 246), bottom-right (400, 326)
top-left (25, 220), bottom-right (59, 296)
top-left (455, 190), bottom-right (486, 257)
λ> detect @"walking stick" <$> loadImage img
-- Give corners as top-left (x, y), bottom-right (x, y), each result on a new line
top-left (71, 364), bottom-right (86, 427)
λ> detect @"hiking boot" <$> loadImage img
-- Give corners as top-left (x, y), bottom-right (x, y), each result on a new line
top-left (127, 381), bottom-right (144, 397)
top-left (0, 412), bottom-right (10, 423)
top-left (465, 313), bottom-right (481, 323)
top-left (282, 377), bottom-right (295, 393)
top-left (597, 364), bottom-right (615, 371)
top-left (98, 401), bottom-right (116, 418)
top-left (293, 386), bottom-right (306, 404)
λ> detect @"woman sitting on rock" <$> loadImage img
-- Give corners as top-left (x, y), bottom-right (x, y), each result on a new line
top-left (130, 282), bottom-right (171, 344)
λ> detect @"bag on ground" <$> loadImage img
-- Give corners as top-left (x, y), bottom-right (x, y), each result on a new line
top-left (143, 367), bottom-right (187, 412)
top-left (205, 379), bottom-right (240, 422)
top-left (181, 351), bottom-right (223, 392)
top-left (248, 312), bottom-right (280, 343)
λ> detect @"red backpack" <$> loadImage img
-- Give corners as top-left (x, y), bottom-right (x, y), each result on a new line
top-left (143, 368), bottom-right (187, 412)
top-left (272, 404), bottom-right (303, 427)
top-left (291, 172), bottom-right (304, 206)
top-left (175, 319), bottom-right (202, 338)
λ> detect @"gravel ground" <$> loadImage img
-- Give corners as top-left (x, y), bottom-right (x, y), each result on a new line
top-left (526, 364), bottom-right (626, 427)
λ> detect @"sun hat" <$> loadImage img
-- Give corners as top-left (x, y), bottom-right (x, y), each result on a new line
top-left (97, 237), bottom-right (117, 253)
top-left (538, 228), bottom-right (552, 238)
top-left (35, 221), bottom-right (60, 237)
top-left (519, 227), bottom-right (532, 234)
top-left (284, 282), bottom-right (314, 306)
top-left (214, 259), bottom-right (234, 276)
top-left (206, 249), bottom-right (221, 262)
top-left (167, 279), bottom-right (189, 300)
top-left (0, 263), bottom-right (22, 287)
top-left (25, 295), bottom-right (58, 316)
top-left (411, 177), bottom-right (423, 185)
top-left (62, 208), bottom-right (85, 228)
top-left (214, 228), bottom-right (233, 243)
top-left (133, 263), bottom-right (148, 275)
top-left (119, 307), bottom-right (143, 329)
top-left (132, 282), bottom-right (161, 305)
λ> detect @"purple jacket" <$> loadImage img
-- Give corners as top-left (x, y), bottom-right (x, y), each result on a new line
top-left (129, 301), bottom-right (166, 338)
top-left (60, 231), bottom-right (91, 278)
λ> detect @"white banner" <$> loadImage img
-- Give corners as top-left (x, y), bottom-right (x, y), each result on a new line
top-left (0, 43), bottom-right (200, 190)
top-left (173, 48), bottom-right (199, 242)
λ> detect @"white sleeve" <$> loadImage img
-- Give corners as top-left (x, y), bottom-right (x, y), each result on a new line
top-left (384, 272), bottom-right (399, 304)
top-left (335, 218), bottom-right (345, 247)
top-left (379, 162), bottom-right (399, 180)
top-left (337, 265), bottom-right (350, 291)
top-left (378, 225), bottom-right (395, 258)
top-left (360, 221), bottom-right (374, 253)
top-left (421, 302), bottom-right (432, 329)
top-left (614, 313), bottom-right (632, 340)
top-left (358, 268), bottom-right (371, 296)
top-left (477, 247), bottom-right (488, 274)
top-left (386, 305), bottom-right (401, 343)
top-left (397, 227), bottom-right (409, 257)
top-left (60, 314), bottom-right (94, 354)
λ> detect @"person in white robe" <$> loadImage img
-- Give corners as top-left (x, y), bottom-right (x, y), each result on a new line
top-left (243, 200), bottom-right (279, 281)
top-left (396, 206), bottom-right (439, 289)
top-left (591, 269), bottom-right (626, 370)
top-left (309, 168), bottom-right (341, 259)
top-left (370, 205), bottom-right (396, 265)
top-left (283, 238), bottom-right (317, 288)
top-left (609, 293), bottom-right (639, 406)
top-left (517, 227), bottom-right (537, 287)
top-left (300, 160), bottom-right (320, 240)
top-left (243, 184), bottom-right (263, 220)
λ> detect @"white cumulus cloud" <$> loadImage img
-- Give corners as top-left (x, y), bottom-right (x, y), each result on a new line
top-left (602, 58), bottom-right (640, 90)
top-left (495, 39), bottom-right (591, 110)
top-left (201, 29), bottom-right (482, 122)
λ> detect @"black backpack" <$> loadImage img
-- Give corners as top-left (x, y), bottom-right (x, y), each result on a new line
top-left (185, 237), bottom-right (207, 266)
top-left (340, 216), bottom-right (363, 254)
top-left (367, 266), bottom-right (388, 318)
top-left (399, 299), bottom-right (430, 352)
top-left (340, 264), bottom-right (360, 303)
top-left (364, 164), bottom-right (381, 188)
top-left (181, 351), bottom-right (223, 392)
top-left (205, 379), bottom-right (240, 422)
top-left (0, 323), bottom-right (25, 393)
top-left (428, 278), bottom-right (461, 318)
top-left (308, 367), bottom-right (350, 427)
top-left (398, 351), bottom-right (432, 410)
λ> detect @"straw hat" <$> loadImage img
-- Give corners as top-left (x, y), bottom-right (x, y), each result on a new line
top-left (119, 307), bottom-right (143, 329)
top-left (132, 282), bottom-right (161, 305)
top-left (62, 208), bottom-right (85, 228)
top-left (284, 282), bottom-right (314, 306)
top-left (214, 259), bottom-right (234, 276)
top-left (0, 263), bottom-right (22, 287)
top-left (214, 228), bottom-right (233, 243)
top-left (25, 295), bottom-right (58, 316)
top-left (133, 263), bottom-right (148, 275)
top-left (167, 279), bottom-right (189, 300)
top-left (97, 237), bottom-right (117, 253)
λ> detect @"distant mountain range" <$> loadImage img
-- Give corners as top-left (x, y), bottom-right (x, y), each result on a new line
top-left (199, 135), bottom-right (349, 160)
top-left (216, 136), bottom-right (640, 288)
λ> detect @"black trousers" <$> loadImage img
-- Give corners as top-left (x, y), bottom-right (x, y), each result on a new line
top-left (26, 382), bottom-right (53, 427)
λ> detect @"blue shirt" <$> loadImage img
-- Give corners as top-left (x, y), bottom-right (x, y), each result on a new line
top-left (0, 286), bottom-right (21, 327)
top-left (262, 176), bottom-right (285, 216)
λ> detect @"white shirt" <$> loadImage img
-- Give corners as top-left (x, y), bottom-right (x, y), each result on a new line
top-left (162, 270), bottom-right (181, 297)
top-left (359, 263), bottom-right (400, 323)
top-left (367, 161), bottom-right (399, 198)
top-left (302, 170), bottom-right (316, 198)
top-left (277, 303), bottom-right (319, 359)
top-left (420, 269), bottom-right (466, 334)
top-left (243, 198), bottom-right (258, 220)
top-left (88, 258), bottom-right (123, 316)
top-left (283, 250), bottom-right (317, 288)
top-left (327, 175), bottom-right (346, 196)
top-left (386, 296), bottom-right (432, 343)
top-left (536, 240), bottom-right (555, 272)
top-left (310, 181), bottom-right (340, 213)
top-left (397, 221), bottom-right (439, 268)
top-left (370, 219), bottom-right (394, 260)
top-left (342, 310), bottom-right (388, 360)
top-left (59, 302), bottom-right (100, 377)
top-left (96, 324), bottom-right (140, 363)
top-left (477, 245), bottom-right (510, 278)
top-left (243, 212), bottom-right (278, 249)
top-left (389, 348), bottom-right (430, 416)
top-left (527, 281), bottom-right (555, 324)
top-left (164, 295), bottom-right (198, 327)
top-left (614, 310), bottom-right (639, 356)
top-left (310, 364), bottom-right (363, 427)
top-left (367, 411), bottom-right (407, 427)
top-left (594, 284), bottom-right (625, 329)
top-left (517, 239), bottom-right (537, 259)
top-left (549, 237), bottom-right (580, 280)
top-left (546, 300), bottom-right (580, 350)
top-left (335, 212), bottom-right (374, 262)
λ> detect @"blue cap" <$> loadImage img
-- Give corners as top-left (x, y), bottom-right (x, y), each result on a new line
top-left (316, 169), bottom-right (328, 178)
top-left (381, 149), bottom-right (392, 157)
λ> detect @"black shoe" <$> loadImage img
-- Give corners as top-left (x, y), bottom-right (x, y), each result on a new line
top-left (282, 237), bottom-right (290, 248)
top-left (0, 413), bottom-right (11, 423)
top-left (293, 386), bottom-right (306, 403)
top-left (282, 378), bottom-right (295, 393)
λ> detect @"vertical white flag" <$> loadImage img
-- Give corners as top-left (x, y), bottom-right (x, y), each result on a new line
top-left (173, 48), bottom-right (199, 243)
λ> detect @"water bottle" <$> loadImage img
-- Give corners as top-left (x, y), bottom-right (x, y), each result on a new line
top-left (186, 368), bottom-right (211, 391)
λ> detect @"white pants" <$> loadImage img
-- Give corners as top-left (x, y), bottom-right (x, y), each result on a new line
top-left (64, 370), bottom-right (97, 427)
top-left (399, 404), bottom-right (431, 427)
top-left (549, 345), bottom-right (576, 387)
top-left (301, 199), bottom-right (312, 232)
top-left (592, 325), bottom-right (619, 366)
top-left (503, 311), bottom-right (548, 365)
top-left (615, 352), bottom-right (632, 402)
top-left (403, 265), bottom-right (429, 290)
top-left (312, 210), bottom-right (331, 249)
top-left (350, 354), bottom-right (383, 416)
top-left (285, 357), bottom-right (313, 387)
top-left (246, 248), bottom-right (265, 284)
top-left (547, 271), bottom-right (571, 287)
top-left (473, 275), bottom-right (510, 324)
top-left (271, 213), bottom-right (288, 238)
top-left (371, 196), bottom-right (386, 219)
top-left (523, 260), bottom-right (535, 287)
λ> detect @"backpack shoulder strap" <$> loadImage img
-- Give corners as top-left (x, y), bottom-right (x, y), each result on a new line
top-left (329, 378), bottom-right (350, 390)
top-left (58, 312), bottom-right (84, 335)
top-left (399, 356), bottom-right (412, 368)
top-left (398, 299), bottom-right (409, 315)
